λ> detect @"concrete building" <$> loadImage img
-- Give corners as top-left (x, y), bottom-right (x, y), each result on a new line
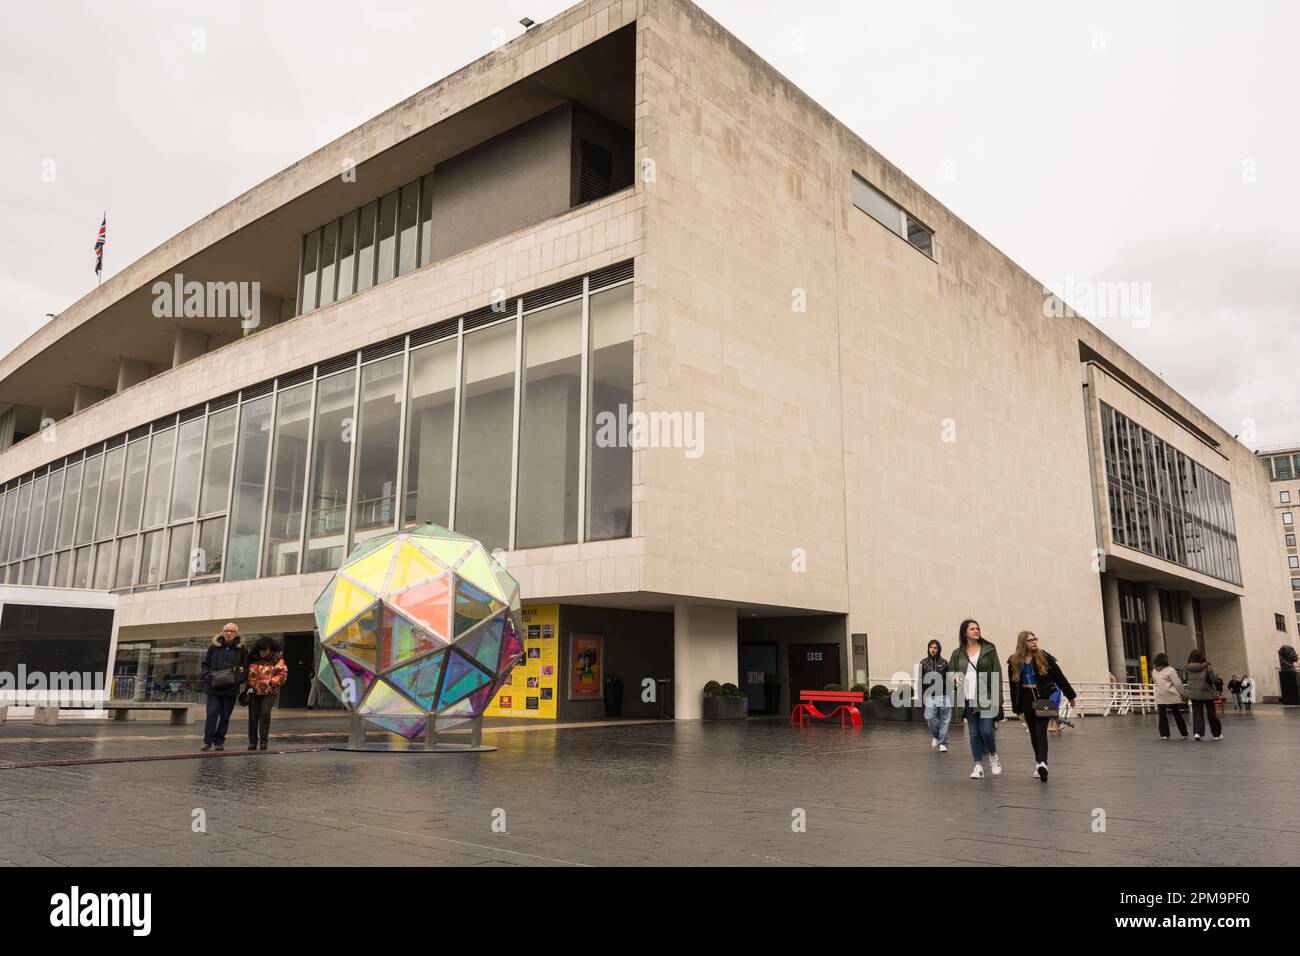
top-left (0, 0), bottom-right (1295, 716)
top-left (1258, 445), bottom-right (1300, 638)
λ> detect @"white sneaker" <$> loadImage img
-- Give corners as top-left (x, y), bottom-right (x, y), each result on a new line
top-left (931, 737), bottom-right (939, 749)
top-left (969, 763), bottom-right (984, 778)
top-left (1036, 762), bottom-right (1048, 781)
top-left (1212, 735), bottom-right (1223, 741)
top-left (989, 754), bottom-right (1002, 775)
top-left (1194, 734), bottom-right (1202, 740)
top-left (939, 744), bottom-right (948, 753)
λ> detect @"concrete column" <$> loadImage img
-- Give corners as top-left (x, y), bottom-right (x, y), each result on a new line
top-left (116, 358), bottom-right (151, 392)
top-left (72, 385), bottom-right (107, 414)
top-left (1100, 573), bottom-right (1126, 679)
top-left (1143, 583), bottom-right (1166, 660)
top-left (172, 327), bottom-right (208, 367)
top-left (673, 604), bottom-right (738, 720)
top-left (1181, 593), bottom-right (1197, 647)
top-left (132, 646), bottom-right (150, 702)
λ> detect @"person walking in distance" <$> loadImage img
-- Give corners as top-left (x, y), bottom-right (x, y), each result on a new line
top-left (1184, 649), bottom-right (1223, 741)
top-left (918, 639), bottom-right (951, 753)
top-left (949, 619), bottom-right (1002, 779)
top-left (201, 622), bottom-right (247, 751)
top-left (1006, 631), bottom-right (1077, 781)
top-left (1152, 652), bottom-right (1190, 740)
top-left (1240, 673), bottom-right (1255, 711)
top-left (1227, 675), bottom-right (1243, 711)
top-left (246, 636), bottom-right (288, 751)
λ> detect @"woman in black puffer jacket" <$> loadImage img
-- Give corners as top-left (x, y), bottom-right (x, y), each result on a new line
top-left (1007, 630), bottom-right (1076, 781)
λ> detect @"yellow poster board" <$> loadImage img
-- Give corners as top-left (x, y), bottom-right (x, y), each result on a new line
top-left (484, 604), bottom-right (559, 719)
top-left (1139, 655), bottom-right (1150, 685)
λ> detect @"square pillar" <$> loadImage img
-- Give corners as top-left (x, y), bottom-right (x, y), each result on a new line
top-left (673, 604), bottom-right (738, 720)
top-left (1100, 572), bottom-right (1126, 680)
top-left (1143, 583), bottom-right (1166, 661)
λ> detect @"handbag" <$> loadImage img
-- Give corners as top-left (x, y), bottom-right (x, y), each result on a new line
top-left (210, 668), bottom-right (237, 690)
top-left (237, 687), bottom-right (252, 707)
top-left (1031, 693), bottom-right (1059, 718)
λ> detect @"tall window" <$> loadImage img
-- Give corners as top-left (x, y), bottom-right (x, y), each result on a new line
top-left (356, 202), bottom-right (377, 293)
top-left (337, 211), bottom-right (357, 300)
top-left (199, 407), bottom-right (237, 516)
top-left (76, 455), bottom-right (102, 545)
top-left (516, 299), bottom-right (582, 549)
top-left (11, 483), bottom-right (31, 561)
top-left (318, 220), bottom-right (338, 308)
top-left (305, 371), bottom-right (356, 572)
top-left (170, 419), bottom-right (205, 523)
top-left (397, 180), bottom-right (419, 277)
top-left (376, 191), bottom-right (398, 284)
top-left (264, 384), bottom-right (312, 576)
top-left (56, 461), bottom-right (82, 550)
top-left (300, 229), bottom-right (320, 313)
top-left (225, 396), bottom-right (273, 582)
top-left (0, 490), bottom-right (16, 562)
top-left (39, 470), bottom-right (63, 554)
top-left (23, 475), bottom-right (47, 557)
top-left (455, 320), bottom-right (516, 550)
top-left (404, 339), bottom-right (457, 527)
top-left (96, 446), bottom-right (126, 541)
top-left (142, 428), bottom-right (175, 529)
top-left (587, 283), bottom-right (633, 541)
top-left (418, 173), bottom-right (434, 267)
top-left (118, 439), bottom-right (149, 534)
top-left (353, 356), bottom-right (404, 541)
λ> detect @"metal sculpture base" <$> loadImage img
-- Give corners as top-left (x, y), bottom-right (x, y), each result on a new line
top-left (329, 714), bottom-right (496, 753)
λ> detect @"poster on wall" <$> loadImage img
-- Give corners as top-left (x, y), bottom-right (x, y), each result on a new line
top-left (568, 634), bottom-right (604, 700)
top-left (484, 604), bottom-right (558, 719)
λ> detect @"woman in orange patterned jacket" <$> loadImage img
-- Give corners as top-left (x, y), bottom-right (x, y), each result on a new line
top-left (246, 636), bottom-right (288, 751)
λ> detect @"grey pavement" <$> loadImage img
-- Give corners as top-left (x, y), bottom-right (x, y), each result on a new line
top-left (0, 706), bottom-right (1296, 866)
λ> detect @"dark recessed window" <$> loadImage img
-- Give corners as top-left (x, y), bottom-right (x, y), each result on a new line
top-left (578, 140), bottom-right (614, 205)
top-left (1278, 613), bottom-right (1288, 632)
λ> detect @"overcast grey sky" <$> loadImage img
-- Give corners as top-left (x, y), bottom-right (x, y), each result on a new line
top-left (1, 0), bottom-right (1295, 446)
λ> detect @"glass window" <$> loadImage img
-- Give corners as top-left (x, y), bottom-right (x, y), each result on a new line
top-left (397, 180), bottom-right (419, 276)
top-left (23, 475), bottom-right (47, 557)
top-left (376, 190), bottom-right (398, 284)
top-left (96, 446), bottom-right (126, 540)
top-left (851, 173), bottom-right (903, 238)
top-left (264, 383), bottom-right (313, 576)
top-left (455, 320), bottom-right (516, 549)
top-left (53, 550), bottom-right (71, 588)
top-left (20, 559), bottom-right (35, 585)
top-left (142, 428), bottom-right (176, 529)
top-left (115, 535), bottom-right (139, 589)
top-left (588, 283), bottom-right (634, 541)
top-left (318, 219), bottom-right (338, 308)
top-left (1290, 556), bottom-right (1299, 569)
top-left (337, 210), bottom-right (357, 300)
top-left (1283, 491), bottom-right (1292, 504)
top-left (1286, 534), bottom-right (1296, 547)
top-left (404, 339), bottom-right (457, 527)
top-left (305, 370), bottom-right (357, 572)
top-left (199, 407), bottom-right (237, 516)
top-left (11, 484), bottom-right (32, 560)
top-left (39, 469), bottom-right (63, 554)
top-left (170, 419), bottom-right (205, 523)
top-left (118, 439), bottom-right (149, 534)
top-left (905, 215), bottom-right (934, 256)
top-left (1286, 513), bottom-right (1295, 526)
top-left (225, 395), bottom-right (274, 582)
top-left (1275, 456), bottom-right (1294, 481)
top-left (56, 461), bottom-right (82, 550)
top-left (92, 541), bottom-right (114, 589)
top-left (72, 546), bottom-right (91, 589)
top-left (418, 173), bottom-right (434, 267)
top-left (166, 524), bottom-right (194, 581)
top-left (0, 490), bottom-right (15, 562)
top-left (140, 530), bottom-right (165, 585)
top-left (37, 554), bottom-right (53, 586)
top-left (353, 356), bottom-right (404, 540)
top-left (356, 202), bottom-right (377, 293)
top-left (76, 455), bottom-right (102, 545)
top-left (300, 228), bottom-right (320, 313)
top-left (516, 299), bottom-right (582, 549)
top-left (196, 517), bottom-right (226, 577)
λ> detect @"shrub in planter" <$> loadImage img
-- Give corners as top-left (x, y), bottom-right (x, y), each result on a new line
top-left (702, 679), bottom-right (749, 720)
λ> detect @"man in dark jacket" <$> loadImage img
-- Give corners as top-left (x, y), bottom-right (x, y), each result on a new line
top-left (918, 639), bottom-right (951, 752)
top-left (201, 623), bottom-right (248, 751)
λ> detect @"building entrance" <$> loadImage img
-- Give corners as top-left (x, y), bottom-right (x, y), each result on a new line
top-left (787, 643), bottom-right (841, 701)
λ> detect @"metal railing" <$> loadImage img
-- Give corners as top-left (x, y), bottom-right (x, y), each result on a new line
top-left (867, 677), bottom-right (1157, 715)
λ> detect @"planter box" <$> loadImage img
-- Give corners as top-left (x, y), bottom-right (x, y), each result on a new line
top-left (864, 697), bottom-right (913, 721)
top-left (603, 683), bottom-right (624, 719)
top-left (703, 696), bottom-right (749, 719)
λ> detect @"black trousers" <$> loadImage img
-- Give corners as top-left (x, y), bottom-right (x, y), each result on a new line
top-left (204, 693), bottom-right (237, 745)
top-left (1157, 703), bottom-right (1188, 738)
top-left (1020, 689), bottom-right (1049, 764)
top-left (1191, 699), bottom-right (1222, 738)
top-left (248, 694), bottom-right (275, 746)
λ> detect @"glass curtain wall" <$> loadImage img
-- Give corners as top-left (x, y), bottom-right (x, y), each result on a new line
top-left (225, 396), bottom-right (273, 582)
top-left (403, 339), bottom-right (456, 528)
top-left (263, 384), bottom-right (312, 576)
top-left (455, 320), bottom-right (516, 550)
top-left (587, 283), bottom-right (634, 541)
top-left (353, 357), bottom-right (404, 542)
top-left (305, 371), bottom-right (356, 572)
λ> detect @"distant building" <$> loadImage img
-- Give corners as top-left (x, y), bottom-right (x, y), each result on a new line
top-left (1258, 446), bottom-right (1300, 636)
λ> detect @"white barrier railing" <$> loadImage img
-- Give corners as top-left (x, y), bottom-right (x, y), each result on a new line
top-left (865, 677), bottom-right (1156, 716)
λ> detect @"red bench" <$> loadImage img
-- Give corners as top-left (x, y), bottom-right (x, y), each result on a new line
top-left (791, 690), bottom-right (864, 728)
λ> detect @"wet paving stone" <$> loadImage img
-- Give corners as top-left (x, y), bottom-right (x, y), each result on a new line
top-left (0, 708), bottom-right (1296, 866)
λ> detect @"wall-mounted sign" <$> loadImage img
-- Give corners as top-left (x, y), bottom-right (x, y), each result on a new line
top-left (484, 604), bottom-right (558, 719)
top-left (568, 633), bottom-right (604, 700)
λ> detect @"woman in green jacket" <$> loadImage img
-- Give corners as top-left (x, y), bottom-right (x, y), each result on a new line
top-left (949, 619), bottom-right (1002, 779)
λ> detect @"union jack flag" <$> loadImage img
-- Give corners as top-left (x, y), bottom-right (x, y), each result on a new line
top-left (94, 214), bottom-right (106, 276)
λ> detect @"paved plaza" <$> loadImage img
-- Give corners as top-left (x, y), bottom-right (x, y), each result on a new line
top-left (0, 707), bottom-right (1296, 867)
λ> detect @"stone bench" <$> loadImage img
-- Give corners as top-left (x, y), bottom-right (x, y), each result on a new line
top-left (0, 701), bottom-right (197, 726)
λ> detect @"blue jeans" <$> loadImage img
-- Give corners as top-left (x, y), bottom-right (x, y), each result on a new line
top-left (923, 700), bottom-right (951, 745)
top-left (964, 703), bottom-right (997, 761)
top-left (204, 693), bottom-right (237, 746)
